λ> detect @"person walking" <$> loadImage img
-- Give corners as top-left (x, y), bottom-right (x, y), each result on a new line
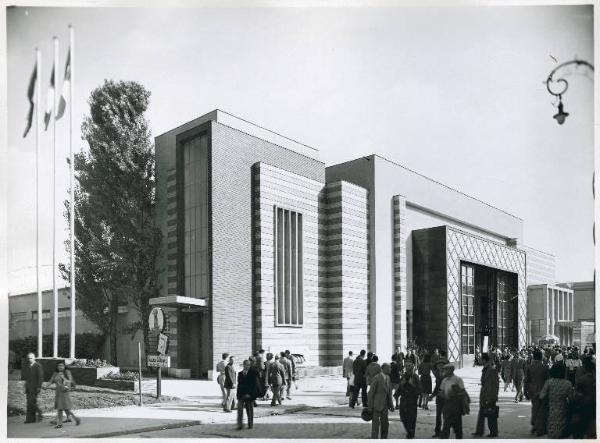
top-left (343, 351), bottom-right (354, 397)
top-left (367, 363), bottom-right (394, 439)
top-left (500, 352), bottom-right (513, 392)
top-left (366, 354), bottom-right (382, 386)
top-left (285, 350), bottom-right (297, 391)
top-left (538, 363), bottom-right (574, 438)
top-left (390, 355), bottom-right (402, 408)
top-left (398, 361), bottom-right (421, 438)
top-left (418, 353), bottom-right (433, 410)
top-left (216, 353), bottom-right (229, 408)
top-left (45, 362), bottom-right (81, 428)
top-left (268, 354), bottom-right (285, 406)
top-left (224, 356), bottom-right (237, 412)
top-left (279, 352), bottom-right (293, 400)
top-left (472, 353), bottom-right (499, 438)
top-left (511, 351), bottom-right (527, 403)
top-left (439, 363), bottom-right (466, 439)
top-left (524, 349), bottom-right (549, 436)
top-left (236, 360), bottom-right (260, 430)
top-left (350, 350), bottom-right (368, 408)
top-left (570, 357), bottom-right (596, 438)
top-left (23, 352), bottom-right (44, 424)
top-left (430, 356), bottom-right (449, 438)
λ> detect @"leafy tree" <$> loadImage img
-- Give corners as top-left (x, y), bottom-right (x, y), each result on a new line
top-left (60, 80), bottom-right (161, 364)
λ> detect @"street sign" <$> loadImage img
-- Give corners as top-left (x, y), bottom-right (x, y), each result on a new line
top-left (157, 333), bottom-right (168, 355)
top-left (149, 307), bottom-right (165, 332)
top-left (147, 354), bottom-right (171, 368)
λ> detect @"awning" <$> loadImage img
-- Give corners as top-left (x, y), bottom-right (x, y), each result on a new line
top-left (149, 295), bottom-right (207, 308)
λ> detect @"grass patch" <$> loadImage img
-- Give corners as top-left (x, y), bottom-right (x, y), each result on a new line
top-left (7, 380), bottom-right (178, 417)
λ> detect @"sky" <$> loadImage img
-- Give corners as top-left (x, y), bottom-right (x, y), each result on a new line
top-left (5, 3), bottom-right (595, 292)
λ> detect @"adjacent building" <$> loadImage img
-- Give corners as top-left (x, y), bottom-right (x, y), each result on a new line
top-left (153, 110), bottom-right (530, 378)
top-left (528, 281), bottom-right (596, 348)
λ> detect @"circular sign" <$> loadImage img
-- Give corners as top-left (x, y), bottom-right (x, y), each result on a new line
top-left (149, 307), bottom-right (165, 332)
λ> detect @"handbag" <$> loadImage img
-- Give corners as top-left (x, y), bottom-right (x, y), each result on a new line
top-left (482, 405), bottom-right (499, 418)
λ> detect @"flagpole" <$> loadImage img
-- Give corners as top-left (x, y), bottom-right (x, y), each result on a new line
top-left (36, 48), bottom-right (42, 358)
top-left (69, 25), bottom-right (76, 359)
top-left (52, 37), bottom-right (59, 358)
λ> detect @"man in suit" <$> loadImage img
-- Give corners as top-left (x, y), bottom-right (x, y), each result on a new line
top-left (268, 354), bottom-right (286, 406)
top-left (236, 360), bottom-right (259, 430)
top-left (511, 351), bottom-right (527, 403)
top-left (279, 352), bottom-right (293, 400)
top-left (343, 351), bottom-right (354, 397)
top-left (224, 356), bottom-right (237, 412)
top-left (368, 363), bottom-right (395, 439)
top-left (430, 356), bottom-right (449, 438)
top-left (350, 349), bottom-right (368, 408)
top-left (439, 363), bottom-right (465, 439)
top-left (524, 349), bottom-right (549, 436)
top-left (473, 353), bottom-right (499, 437)
top-left (23, 352), bottom-right (44, 423)
top-left (366, 354), bottom-right (382, 386)
top-left (285, 350), bottom-right (297, 392)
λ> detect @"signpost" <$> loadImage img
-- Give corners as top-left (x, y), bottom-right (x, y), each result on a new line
top-left (148, 308), bottom-right (168, 399)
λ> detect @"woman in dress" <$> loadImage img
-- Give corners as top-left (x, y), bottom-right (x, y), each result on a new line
top-left (417, 353), bottom-right (433, 410)
top-left (45, 362), bottom-right (80, 428)
top-left (538, 363), bottom-right (574, 438)
top-left (398, 362), bottom-right (421, 439)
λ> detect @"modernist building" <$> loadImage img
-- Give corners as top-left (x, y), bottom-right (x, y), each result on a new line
top-left (153, 110), bottom-right (535, 378)
top-left (8, 287), bottom-right (99, 340)
top-left (528, 281), bottom-right (596, 348)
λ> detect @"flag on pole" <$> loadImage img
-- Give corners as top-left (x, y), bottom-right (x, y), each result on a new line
top-left (56, 49), bottom-right (70, 121)
top-left (23, 60), bottom-right (37, 138)
top-left (44, 63), bottom-right (55, 130)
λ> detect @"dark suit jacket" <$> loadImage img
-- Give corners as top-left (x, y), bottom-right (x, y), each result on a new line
top-left (525, 360), bottom-right (548, 398)
top-left (353, 356), bottom-right (367, 382)
top-left (224, 364), bottom-right (237, 389)
top-left (479, 365), bottom-right (499, 406)
top-left (24, 361), bottom-right (45, 393)
top-left (237, 368), bottom-right (260, 401)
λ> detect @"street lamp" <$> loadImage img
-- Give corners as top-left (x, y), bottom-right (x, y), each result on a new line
top-left (546, 59), bottom-right (594, 125)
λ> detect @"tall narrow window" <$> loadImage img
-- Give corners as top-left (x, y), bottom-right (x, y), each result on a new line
top-left (274, 207), bottom-right (303, 326)
top-left (182, 134), bottom-right (209, 299)
top-left (461, 263), bottom-right (475, 355)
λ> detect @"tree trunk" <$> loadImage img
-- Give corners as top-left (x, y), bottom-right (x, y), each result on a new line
top-left (109, 295), bottom-right (119, 365)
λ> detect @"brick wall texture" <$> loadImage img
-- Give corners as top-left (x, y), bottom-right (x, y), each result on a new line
top-left (210, 122), bottom-right (325, 371)
top-left (319, 181), bottom-right (370, 365)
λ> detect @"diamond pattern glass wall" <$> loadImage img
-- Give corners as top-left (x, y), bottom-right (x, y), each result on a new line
top-left (183, 134), bottom-right (209, 299)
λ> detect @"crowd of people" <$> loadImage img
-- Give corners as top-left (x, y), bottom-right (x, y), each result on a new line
top-left (342, 343), bottom-right (596, 439)
top-left (215, 349), bottom-right (299, 430)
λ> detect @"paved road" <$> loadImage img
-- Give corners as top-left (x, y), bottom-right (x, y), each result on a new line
top-left (135, 367), bottom-right (539, 439)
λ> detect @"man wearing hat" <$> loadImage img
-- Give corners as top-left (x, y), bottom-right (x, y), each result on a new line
top-left (439, 363), bottom-right (465, 439)
top-left (472, 353), bottom-right (499, 438)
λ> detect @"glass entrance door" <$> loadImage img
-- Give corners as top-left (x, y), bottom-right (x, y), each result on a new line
top-left (461, 263), bottom-right (475, 363)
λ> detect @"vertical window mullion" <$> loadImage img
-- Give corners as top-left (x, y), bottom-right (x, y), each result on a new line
top-left (298, 214), bottom-right (303, 325)
top-left (286, 209), bottom-right (292, 324)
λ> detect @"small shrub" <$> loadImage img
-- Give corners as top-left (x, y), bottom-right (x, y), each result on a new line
top-left (9, 333), bottom-right (105, 368)
top-left (101, 371), bottom-right (140, 381)
top-left (69, 359), bottom-right (112, 368)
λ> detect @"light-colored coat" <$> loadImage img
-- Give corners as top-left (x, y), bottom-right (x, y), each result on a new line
top-left (343, 356), bottom-right (354, 378)
top-left (368, 372), bottom-right (393, 411)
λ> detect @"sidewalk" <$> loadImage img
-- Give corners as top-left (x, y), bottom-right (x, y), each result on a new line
top-left (7, 374), bottom-right (344, 438)
top-left (7, 365), bottom-right (525, 438)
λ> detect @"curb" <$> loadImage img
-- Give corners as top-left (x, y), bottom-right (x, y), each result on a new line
top-left (45, 420), bottom-right (203, 439)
